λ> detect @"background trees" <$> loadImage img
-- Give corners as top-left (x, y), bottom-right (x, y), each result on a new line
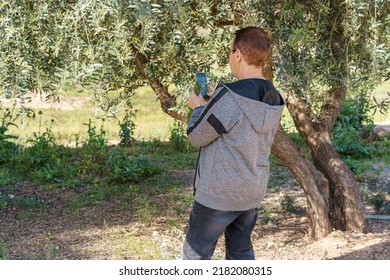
top-left (1, 0), bottom-right (388, 239)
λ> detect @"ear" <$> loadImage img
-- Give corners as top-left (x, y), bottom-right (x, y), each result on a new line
top-left (236, 49), bottom-right (243, 63)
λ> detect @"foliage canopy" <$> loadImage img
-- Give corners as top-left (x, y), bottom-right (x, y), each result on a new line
top-left (1, 1), bottom-right (388, 122)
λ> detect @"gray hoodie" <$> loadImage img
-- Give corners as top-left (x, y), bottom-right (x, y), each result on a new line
top-left (187, 79), bottom-right (285, 211)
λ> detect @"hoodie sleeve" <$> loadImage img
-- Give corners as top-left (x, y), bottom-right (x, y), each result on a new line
top-left (186, 87), bottom-right (239, 148)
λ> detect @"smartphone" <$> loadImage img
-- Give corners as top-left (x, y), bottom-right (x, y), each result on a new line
top-left (195, 72), bottom-right (209, 99)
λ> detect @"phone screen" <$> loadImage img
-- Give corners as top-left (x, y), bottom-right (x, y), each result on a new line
top-left (195, 72), bottom-right (208, 98)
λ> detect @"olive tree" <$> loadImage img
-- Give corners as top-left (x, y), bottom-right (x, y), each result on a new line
top-left (261, 0), bottom-right (388, 237)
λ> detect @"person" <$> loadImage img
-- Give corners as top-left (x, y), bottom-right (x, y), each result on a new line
top-left (182, 26), bottom-right (285, 260)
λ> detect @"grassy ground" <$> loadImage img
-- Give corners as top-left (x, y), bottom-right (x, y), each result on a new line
top-left (0, 139), bottom-right (199, 259)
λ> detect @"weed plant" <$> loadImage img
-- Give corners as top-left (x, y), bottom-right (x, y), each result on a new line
top-left (77, 119), bottom-right (110, 176)
top-left (46, 244), bottom-right (60, 260)
top-left (118, 109), bottom-right (136, 146)
top-left (373, 137), bottom-right (390, 164)
top-left (361, 185), bottom-right (388, 213)
top-left (170, 120), bottom-right (190, 152)
top-left (107, 149), bottom-right (161, 183)
top-left (0, 240), bottom-right (7, 260)
top-left (0, 192), bottom-right (44, 210)
top-left (0, 107), bottom-right (21, 164)
top-left (0, 193), bottom-right (9, 209)
top-left (280, 193), bottom-right (298, 214)
top-left (368, 193), bottom-right (387, 213)
top-left (260, 207), bottom-right (272, 225)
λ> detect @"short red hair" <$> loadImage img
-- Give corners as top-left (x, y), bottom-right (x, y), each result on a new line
top-left (233, 27), bottom-right (271, 67)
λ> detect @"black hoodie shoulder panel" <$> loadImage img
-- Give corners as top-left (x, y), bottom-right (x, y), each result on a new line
top-left (225, 79), bottom-right (283, 106)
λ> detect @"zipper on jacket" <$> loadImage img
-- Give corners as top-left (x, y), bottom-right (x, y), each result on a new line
top-left (193, 148), bottom-right (201, 196)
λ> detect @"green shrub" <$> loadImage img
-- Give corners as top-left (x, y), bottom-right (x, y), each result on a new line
top-left (107, 149), bottom-right (160, 183)
top-left (0, 239), bottom-right (7, 260)
top-left (368, 193), bottom-right (386, 213)
top-left (373, 138), bottom-right (390, 164)
top-left (18, 144), bottom-right (77, 183)
top-left (0, 107), bottom-right (20, 164)
top-left (336, 94), bottom-right (373, 130)
top-left (118, 111), bottom-right (135, 146)
top-left (333, 126), bottom-right (373, 157)
top-left (280, 193), bottom-right (298, 213)
top-left (0, 140), bottom-right (20, 165)
top-left (332, 93), bottom-right (376, 158)
top-left (77, 120), bottom-right (109, 175)
top-left (362, 186), bottom-right (388, 213)
top-left (24, 129), bottom-right (57, 169)
top-left (14, 113), bottom-right (57, 172)
top-left (83, 119), bottom-right (107, 151)
top-left (344, 158), bottom-right (373, 177)
top-left (170, 120), bottom-right (190, 152)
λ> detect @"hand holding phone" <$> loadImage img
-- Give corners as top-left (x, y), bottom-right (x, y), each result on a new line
top-left (188, 89), bottom-right (206, 110)
top-left (195, 72), bottom-right (209, 100)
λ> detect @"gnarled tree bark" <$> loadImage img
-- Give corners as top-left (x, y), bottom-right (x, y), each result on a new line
top-left (271, 128), bottom-right (332, 238)
top-left (131, 45), bottom-right (186, 122)
top-left (286, 91), bottom-right (368, 233)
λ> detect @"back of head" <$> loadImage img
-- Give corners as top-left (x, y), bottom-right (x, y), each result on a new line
top-left (233, 27), bottom-right (271, 67)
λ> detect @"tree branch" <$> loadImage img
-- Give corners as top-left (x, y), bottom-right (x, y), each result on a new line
top-left (318, 87), bottom-right (346, 132)
top-left (285, 92), bottom-right (314, 133)
top-left (271, 127), bottom-right (332, 239)
top-left (131, 45), bottom-right (186, 122)
top-left (211, 2), bottom-right (242, 27)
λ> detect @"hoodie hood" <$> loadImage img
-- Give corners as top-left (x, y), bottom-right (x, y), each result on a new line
top-left (222, 80), bottom-right (284, 133)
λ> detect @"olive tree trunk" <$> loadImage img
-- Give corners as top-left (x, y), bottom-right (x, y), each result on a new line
top-left (286, 91), bottom-right (368, 233)
top-left (271, 128), bottom-right (332, 238)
